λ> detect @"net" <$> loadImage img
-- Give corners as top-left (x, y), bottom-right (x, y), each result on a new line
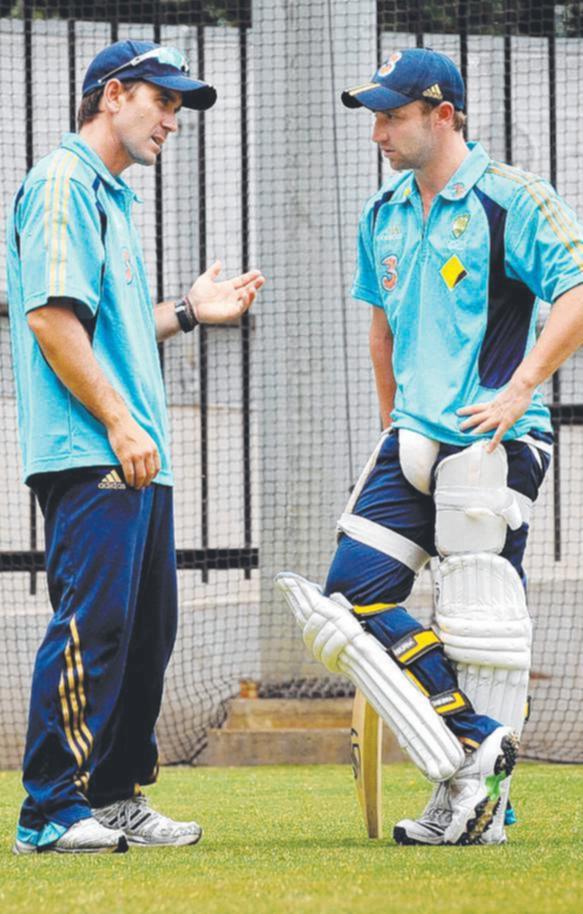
top-left (0, 0), bottom-right (581, 769)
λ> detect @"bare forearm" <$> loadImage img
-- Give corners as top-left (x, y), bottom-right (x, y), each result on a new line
top-left (27, 305), bottom-right (160, 488)
top-left (512, 284), bottom-right (583, 391)
top-left (458, 283), bottom-right (583, 451)
top-left (372, 357), bottom-right (396, 428)
top-left (370, 310), bottom-right (395, 429)
top-left (154, 300), bottom-right (182, 342)
top-left (28, 306), bottom-right (131, 428)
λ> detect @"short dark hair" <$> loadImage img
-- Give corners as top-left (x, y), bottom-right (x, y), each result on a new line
top-left (419, 98), bottom-right (466, 133)
top-left (77, 87), bottom-right (104, 130)
top-left (77, 80), bottom-right (141, 131)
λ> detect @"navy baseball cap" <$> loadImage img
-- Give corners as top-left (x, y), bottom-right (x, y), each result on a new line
top-left (341, 48), bottom-right (465, 112)
top-left (82, 39), bottom-right (217, 111)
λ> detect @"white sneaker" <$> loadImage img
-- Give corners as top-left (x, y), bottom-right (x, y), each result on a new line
top-left (394, 781), bottom-right (508, 846)
top-left (13, 817), bottom-right (128, 855)
top-left (393, 782), bottom-right (452, 845)
top-left (93, 795), bottom-right (203, 847)
top-left (443, 726), bottom-right (519, 845)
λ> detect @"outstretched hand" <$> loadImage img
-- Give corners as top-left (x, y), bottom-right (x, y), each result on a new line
top-left (187, 261), bottom-right (265, 324)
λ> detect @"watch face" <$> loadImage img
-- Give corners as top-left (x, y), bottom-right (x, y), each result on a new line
top-left (175, 298), bottom-right (196, 332)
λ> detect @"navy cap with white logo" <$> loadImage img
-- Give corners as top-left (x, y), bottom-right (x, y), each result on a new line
top-left (82, 39), bottom-right (217, 111)
top-left (341, 48), bottom-right (465, 113)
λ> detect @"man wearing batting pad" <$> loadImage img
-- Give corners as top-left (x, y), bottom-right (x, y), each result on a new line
top-left (277, 48), bottom-right (583, 845)
top-left (7, 40), bottom-right (264, 854)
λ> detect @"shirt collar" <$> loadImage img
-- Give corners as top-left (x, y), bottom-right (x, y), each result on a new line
top-left (385, 171), bottom-right (418, 205)
top-left (60, 133), bottom-right (142, 202)
top-left (439, 142), bottom-right (491, 201)
top-left (384, 142), bottom-right (491, 206)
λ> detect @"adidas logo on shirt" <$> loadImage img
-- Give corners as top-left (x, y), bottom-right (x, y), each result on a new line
top-left (98, 469), bottom-right (126, 490)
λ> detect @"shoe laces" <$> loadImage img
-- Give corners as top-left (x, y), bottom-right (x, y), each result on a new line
top-left (118, 796), bottom-right (162, 830)
top-left (420, 783), bottom-right (452, 827)
top-left (98, 795), bottom-right (151, 830)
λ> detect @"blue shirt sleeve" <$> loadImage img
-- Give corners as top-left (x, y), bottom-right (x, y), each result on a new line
top-left (351, 204), bottom-right (383, 307)
top-left (16, 175), bottom-right (105, 316)
top-left (505, 179), bottom-right (583, 302)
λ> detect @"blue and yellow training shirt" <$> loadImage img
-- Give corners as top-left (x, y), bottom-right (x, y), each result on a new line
top-left (6, 133), bottom-right (172, 485)
top-left (353, 141), bottom-right (583, 444)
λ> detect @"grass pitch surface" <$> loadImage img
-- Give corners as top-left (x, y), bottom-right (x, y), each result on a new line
top-left (0, 764), bottom-right (581, 914)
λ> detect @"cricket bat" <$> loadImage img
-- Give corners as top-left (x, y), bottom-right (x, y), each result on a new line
top-left (350, 688), bottom-right (383, 838)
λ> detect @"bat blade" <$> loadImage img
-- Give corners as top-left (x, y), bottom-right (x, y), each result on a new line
top-left (350, 688), bottom-right (383, 838)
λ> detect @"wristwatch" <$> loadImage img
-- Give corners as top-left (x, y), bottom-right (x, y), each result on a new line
top-left (174, 296), bottom-right (199, 333)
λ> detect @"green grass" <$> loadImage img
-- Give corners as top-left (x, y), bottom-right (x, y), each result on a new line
top-left (0, 764), bottom-right (581, 914)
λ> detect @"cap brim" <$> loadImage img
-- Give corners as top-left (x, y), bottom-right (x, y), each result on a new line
top-left (341, 84), bottom-right (413, 111)
top-left (146, 74), bottom-right (217, 110)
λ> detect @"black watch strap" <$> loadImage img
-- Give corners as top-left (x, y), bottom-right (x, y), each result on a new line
top-left (175, 296), bottom-right (198, 333)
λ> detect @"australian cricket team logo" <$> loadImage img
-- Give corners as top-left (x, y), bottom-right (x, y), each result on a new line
top-left (378, 52), bottom-right (402, 76)
top-left (452, 213), bottom-right (471, 238)
top-left (122, 247), bottom-right (133, 284)
top-left (381, 255), bottom-right (399, 291)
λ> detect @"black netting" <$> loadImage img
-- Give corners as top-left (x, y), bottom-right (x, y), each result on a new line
top-left (0, 1), bottom-right (581, 768)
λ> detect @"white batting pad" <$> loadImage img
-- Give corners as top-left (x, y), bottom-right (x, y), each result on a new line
top-left (434, 441), bottom-right (523, 556)
top-left (435, 553), bottom-right (531, 670)
top-left (435, 552), bottom-right (531, 844)
top-left (275, 572), bottom-right (464, 781)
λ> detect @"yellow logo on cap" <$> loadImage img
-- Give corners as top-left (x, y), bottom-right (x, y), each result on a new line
top-left (422, 83), bottom-right (443, 100)
top-left (440, 255), bottom-right (467, 290)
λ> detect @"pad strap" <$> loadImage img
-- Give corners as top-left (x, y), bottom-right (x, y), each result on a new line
top-left (343, 429), bottom-right (392, 517)
top-left (430, 689), bottom-right (473, 717)
top-left (391, 628), bottom-right (441, 665)
top-left (337, 513), bottom-right (430, 573)
top-left (517, 434), bottom-right (553, 457)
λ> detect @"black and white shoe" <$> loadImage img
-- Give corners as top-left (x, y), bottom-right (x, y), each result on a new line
top-left (393, 782), bottom-right (452, 845)
top-left (13, 817), bottom-right (128, 855)
top-left (93, 795), bottom-right (203, 847)
top-left (443, 726), bottom-right (519, 845)
top-left (393, 781), bottom-right (508, 846)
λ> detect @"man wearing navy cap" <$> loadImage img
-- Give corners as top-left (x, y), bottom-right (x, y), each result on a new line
top-left (277, 48), bottom-right (583, 846)
top-left (7, 40), bottom-right (264, 854)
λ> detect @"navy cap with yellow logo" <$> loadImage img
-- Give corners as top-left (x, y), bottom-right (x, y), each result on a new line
top-left (341, 48), bottom-right (465, 113)
top-left (83, 39), bottom-right (217, 111)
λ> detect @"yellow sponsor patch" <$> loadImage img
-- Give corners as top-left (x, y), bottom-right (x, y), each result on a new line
top-left (440, 254), bottom-right (468, 290)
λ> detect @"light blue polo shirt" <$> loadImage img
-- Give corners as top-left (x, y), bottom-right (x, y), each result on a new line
top-left (6, 133), bottom-right (173, 485)
top-left (353, 142), bottom-right (583, 445)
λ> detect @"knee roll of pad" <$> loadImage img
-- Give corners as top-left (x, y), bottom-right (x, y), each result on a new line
top-left (434, 441), bottom-right (524, 557)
